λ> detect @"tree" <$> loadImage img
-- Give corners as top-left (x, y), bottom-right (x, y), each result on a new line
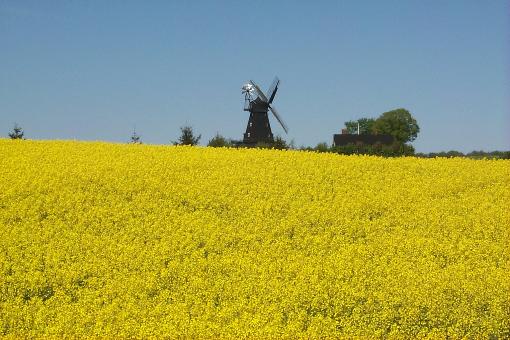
top-left (253, 136), bottom-right (290, 150)
top-left (272, 136), bottom-right (289, 150)
top-left (130, 128), bottom-right (142, 144)
top-left (344, 118), bottom-right (376, 134)
top-left (8, 123), bottom-right (24, 139)
top-left (315, 142), bottom-right (329, 153)
top-left (174, 126), bottom-right (201, 146)
top-left (372, 108), bottom-right (419, 144)
top-left (207, 133), bottom-right (231, 147)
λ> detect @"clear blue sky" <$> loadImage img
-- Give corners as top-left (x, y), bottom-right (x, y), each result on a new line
top-left (1, 1), bottom-right (509, 152)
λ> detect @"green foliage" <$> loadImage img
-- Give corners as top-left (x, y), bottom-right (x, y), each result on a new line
top-left (207, 133), bottom-right (231, 148)
top-left (415, 150), bottom-right (510, 159)
top-left (8, 123), bottom-right (24, 140)
top-left (330, 142), bottom-right (415, 157)
top-left (344, 118), bottom-right (376, 134)
top-left (427, 150), bottom-right (464, 158)
top-left (252, 136), bottom-right (290, 150)
top-left (466, 150), bottom-right (510, 159)
top-left (415, 151), bottom-right (462, 158)
top-left (174, 126), bottom-right (201, 146)
top-left (372, 108), bottom-right (419, 144)
top-left (315, 142), bottom-right (330, 153)
top-left (272, 136), bottom-right (289, 150)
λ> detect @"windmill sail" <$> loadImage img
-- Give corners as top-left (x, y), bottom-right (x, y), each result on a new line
top-left (249, 80), bottom-right (269, 103)
top-left (266, 77), bottom-right (280, 104)
top-left (269, 105), bottom-right (288, 134)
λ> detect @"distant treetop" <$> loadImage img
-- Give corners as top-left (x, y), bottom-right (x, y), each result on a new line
top-left (174, 126), bottom-right (201, 146)
top-left (9, 123), bottom-right (24, 140)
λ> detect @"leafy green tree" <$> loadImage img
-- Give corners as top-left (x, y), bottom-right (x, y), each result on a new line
top-left (466, 150), bottom-right (510, 159)
top-left (174, 126), bottom-right (201, 146)
top-left (344, 118), bottom-right (376, 134)
top-left (372, 108), bottom-right (419, 144)
top-left (254, 137), bottom-right (288, 150)
top-left (8, 123), bottom-right (24, 139)
top-left (207, 133), bottom-right (231, 147)
top-left (272, 136), bottom-right (289, 150)
top-left (315, 142), bottom-right (329, 153)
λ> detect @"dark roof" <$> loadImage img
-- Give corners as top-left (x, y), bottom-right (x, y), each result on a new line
top-left (333, 134), bottom-right (394, 146)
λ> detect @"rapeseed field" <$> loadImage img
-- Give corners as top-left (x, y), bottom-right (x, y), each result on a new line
top-left (1, 139), bottom-right (509, 337)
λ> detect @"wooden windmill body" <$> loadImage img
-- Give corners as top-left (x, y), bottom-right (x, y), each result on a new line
top-left (241, 78), bottom-right (288, 145)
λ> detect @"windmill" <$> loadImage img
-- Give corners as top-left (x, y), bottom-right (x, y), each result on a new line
top-left (241, 77), bottom-right (288, 145)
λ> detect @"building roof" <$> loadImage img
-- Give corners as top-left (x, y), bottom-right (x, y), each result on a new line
top-left (333, 134), bottom-right (394, 146)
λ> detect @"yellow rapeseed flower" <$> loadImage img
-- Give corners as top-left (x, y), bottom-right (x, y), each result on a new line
top-left (0, 139), bottom-right (509, 337)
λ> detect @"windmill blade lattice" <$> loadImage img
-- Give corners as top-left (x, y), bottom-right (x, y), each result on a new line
top-left (269, 105), bottom-right (288, 134)
top-left (249, 80), bottom-right (269, 103)
top-left (266, 77), bottom-right (280, 104)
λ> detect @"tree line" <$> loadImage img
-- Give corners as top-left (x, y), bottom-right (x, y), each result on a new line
top-left (6, 112), bottom-right (509, 159)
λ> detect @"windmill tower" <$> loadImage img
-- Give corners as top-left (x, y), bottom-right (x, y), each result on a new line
top-left (241, 77), bottom-right (288, 145)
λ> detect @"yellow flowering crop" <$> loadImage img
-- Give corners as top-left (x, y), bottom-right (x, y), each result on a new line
top-left (0, 139), bottom-right (509, 338)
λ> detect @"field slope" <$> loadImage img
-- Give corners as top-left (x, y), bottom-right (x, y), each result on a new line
top-left (1, 139), bottom-right (509, 337)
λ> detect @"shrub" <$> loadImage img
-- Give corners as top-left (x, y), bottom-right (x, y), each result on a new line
top-left (208, 134), bottom-right (231, 148)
